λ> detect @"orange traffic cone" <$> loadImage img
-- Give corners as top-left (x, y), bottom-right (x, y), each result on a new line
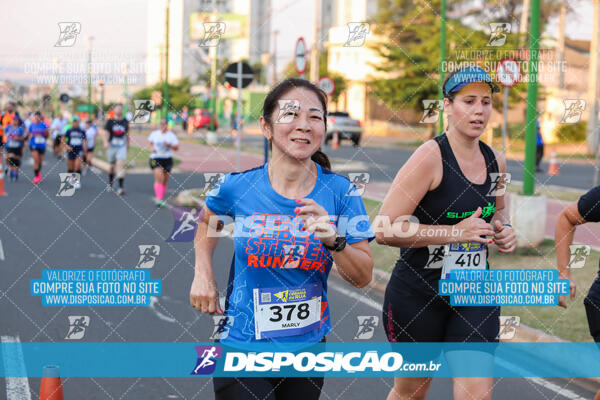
top-left (332, 131), bottom-right (340, 150)
top-left (40, 365), bottom-right (63, 400)
top-left (0, 152), bottom-right (6, 196)
top-left (548, 151), bottom-right (559, 176)
top-left (0, 170), bottom-right (6, 196)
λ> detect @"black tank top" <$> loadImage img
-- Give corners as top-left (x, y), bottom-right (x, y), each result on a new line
top-left (390, 133), bottom-right (499, 295)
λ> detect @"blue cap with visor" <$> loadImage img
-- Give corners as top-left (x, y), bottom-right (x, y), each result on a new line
top-left (443, 66), bottom-right (500, 97)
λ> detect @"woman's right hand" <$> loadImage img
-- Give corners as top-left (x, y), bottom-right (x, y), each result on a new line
top-left (190, 274), bottom-right (223, 315)
top-left (454, 207), bottom-right (496, 244)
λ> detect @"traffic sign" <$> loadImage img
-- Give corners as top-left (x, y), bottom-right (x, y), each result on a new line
top-left (295, 37), bottom-right (307, 75)
top-left (497, 58), bottom-right (521, 88)
top-left (318, 77), bottom-right (335, 95)
top-left (59, 93), bottom-right (70, 103)
top-left (224, 61), bottom-right (254, 89)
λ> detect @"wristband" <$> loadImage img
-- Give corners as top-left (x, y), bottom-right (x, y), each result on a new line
top-left (502, 223), bottom-right (512, 228)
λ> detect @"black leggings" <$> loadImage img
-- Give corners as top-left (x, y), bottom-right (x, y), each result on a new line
top-left (213, 376), bottom-right (324, 400)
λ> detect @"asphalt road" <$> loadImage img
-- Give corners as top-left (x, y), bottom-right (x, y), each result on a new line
top-left (1, 154), bottom-right (597, 399)
top-left (238, 134), bottom-right (597, 190)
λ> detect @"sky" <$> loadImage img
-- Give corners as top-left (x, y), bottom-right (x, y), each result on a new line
top-left (0, 0), bottom-right (593, 87)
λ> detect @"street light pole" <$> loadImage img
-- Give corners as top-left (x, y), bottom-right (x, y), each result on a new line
top-left (123, 64), bottom-right (129, 115)
top-left (523, 0), bottom-right (540, 196)
top-left (310, 0), bottom-right (320, 83)
top-left (209, 0), bottom-right (218, 132)
top-left (99, 80), bottom-right (105, 121)
top-left (438, 0), bottom-right (446, 135)
top-left (272, 30), bottom-right (279, 85)
top-left (87, 36), bottom-right (94, 119)
top-left (163, 0), bottom-right (170, 119)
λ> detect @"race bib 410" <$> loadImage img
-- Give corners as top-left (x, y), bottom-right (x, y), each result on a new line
top-left (441, 242), bottom-right (487, 279)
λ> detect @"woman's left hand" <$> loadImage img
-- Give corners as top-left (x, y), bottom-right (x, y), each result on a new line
top-left (294, 198), bottom-right (336, 248)
top-left (493, 221), bottom-right (516, 253)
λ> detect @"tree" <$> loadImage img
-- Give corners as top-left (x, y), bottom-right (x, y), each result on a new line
top-left (368, 0), bottom-right (566, 137)
top-left (133, 77), bottom-right (193, 114)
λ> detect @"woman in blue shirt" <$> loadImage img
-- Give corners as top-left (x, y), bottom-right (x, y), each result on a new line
top-left (4, 117), bottom-right (26, 181)
top-left (190, 78), bottom-right (375, 399)
top-left (27, 111), bottom-right (49, 184)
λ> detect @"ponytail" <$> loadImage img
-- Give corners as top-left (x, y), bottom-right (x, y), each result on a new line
top-left (311, 149), bottom-right (331, 170)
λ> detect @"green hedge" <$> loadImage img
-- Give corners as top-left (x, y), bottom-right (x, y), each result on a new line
top-left (556, 121), bottom-right (587, 143)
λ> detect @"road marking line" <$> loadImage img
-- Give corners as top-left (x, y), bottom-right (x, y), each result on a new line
top-left (1, 335), bottom-right (32, 400)
top-left (0, 239), bottom-right (4, 261)
top-left (327, 282), bottom-right (592, 399)
top-left (149, 296), bottom-right (177, 323)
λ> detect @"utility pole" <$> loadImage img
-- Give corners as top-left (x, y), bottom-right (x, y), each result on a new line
top-left (87, 36), bottom-right (94, 119)
top-left (588, 0), bottom-right (600, 155)
top-left (53, 58), bottom-right (59, 117)
top-left (438, 0), bottom-right (446, 134)
top-left (523, 0), bottom-right (540, 196)
top-left (272, 30), bottom-right (279, 85)
top-left (99, 80), bottom-right (105, 121)
top-left (123, 64), bottom-right (129, 115)
top-left (163, 0), bottom-right (170, 119)
top-left (310, 0), bottom-right (320, 83)
top-left (557, 0), bottom-right (566, 89)
top-left (520, 0), bottom-right (531, 38)
top-left (209, 0), bottom-right (218, 132)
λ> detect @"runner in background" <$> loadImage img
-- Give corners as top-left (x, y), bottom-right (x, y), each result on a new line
top-left (83, 118), bottom-right (98, 175)
top-left (63, 116), bottom-right (87, 189)
top-left (27, 111), bottom-right (49, 184)
top-left (536, 119), bottom-right (544, 173)
top-left (4, 116), bottom-right (26, 181)
top-left (50, 112), bottom-right (68, 158)
top-left (104, 104), bottom-right (129, 195)
top-left (1, 102), bottom-right (21, 147)
top-left (191, 78), bottom-right (375, 400)
top-left (376, 66), bottom-right (515, 400)
top-left (1, 102), bottom-right (22, 175)
top-left (555, 187), bottom-right (600, 400)
top-left (148, 118), bottom-right (179, 207)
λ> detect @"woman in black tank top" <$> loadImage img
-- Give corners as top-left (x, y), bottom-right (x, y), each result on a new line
top-left (376, 66), bottom-right (516, 400)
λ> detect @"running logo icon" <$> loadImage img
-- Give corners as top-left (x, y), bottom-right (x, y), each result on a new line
top-left (273, 290), bottom-right (289, 302)
top-left (191, 345), bottom-right (222, 375)
top-left (203, 173), bottom-right (225, 196)
top-left (420, 100), bottom-right (443, 124)
top-left (486, 173), bottom-right (511, 196)
top-left (132, 100), bottom-right (155, 123)
top-left (210, 316), bottom-right (234, 340)
top-left (487, 23), bottom-right (510, 46)
top-left (354, 316), bottom-right (379, 339)
top-left (347, 172), bottom-right (370, 196)
top-left (561, 99), bottom-right (586, 123)
top-left (498, 316), bottom-right (520, 340)
top-left (65, 316), bottom-right (90, 340)
top-left (282, 244), bottom-right (305, 269)
top-left (199, 22), bottom-right (225, 47)
top-left (275, 100), bottom-right (300, 124)
top-left (137, 245), bottom-right (160, 268)
top-left (344, 22), bottom-right (370, 47)
top-left (55, 22), bottom-right (81, 47)
top-left (424, 245), bottom-right (446, 269)
top-left (167, 207), bottom-right (202, 242)
top-left (57, 173), bottom-right (80, 197)
top-left (567, 245), bottom-right (590, 269)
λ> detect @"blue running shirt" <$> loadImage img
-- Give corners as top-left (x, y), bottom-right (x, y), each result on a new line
top-left (205, 162), bottom-right (374, 348)
top-left (28, 122), bottom-right (48, 149)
